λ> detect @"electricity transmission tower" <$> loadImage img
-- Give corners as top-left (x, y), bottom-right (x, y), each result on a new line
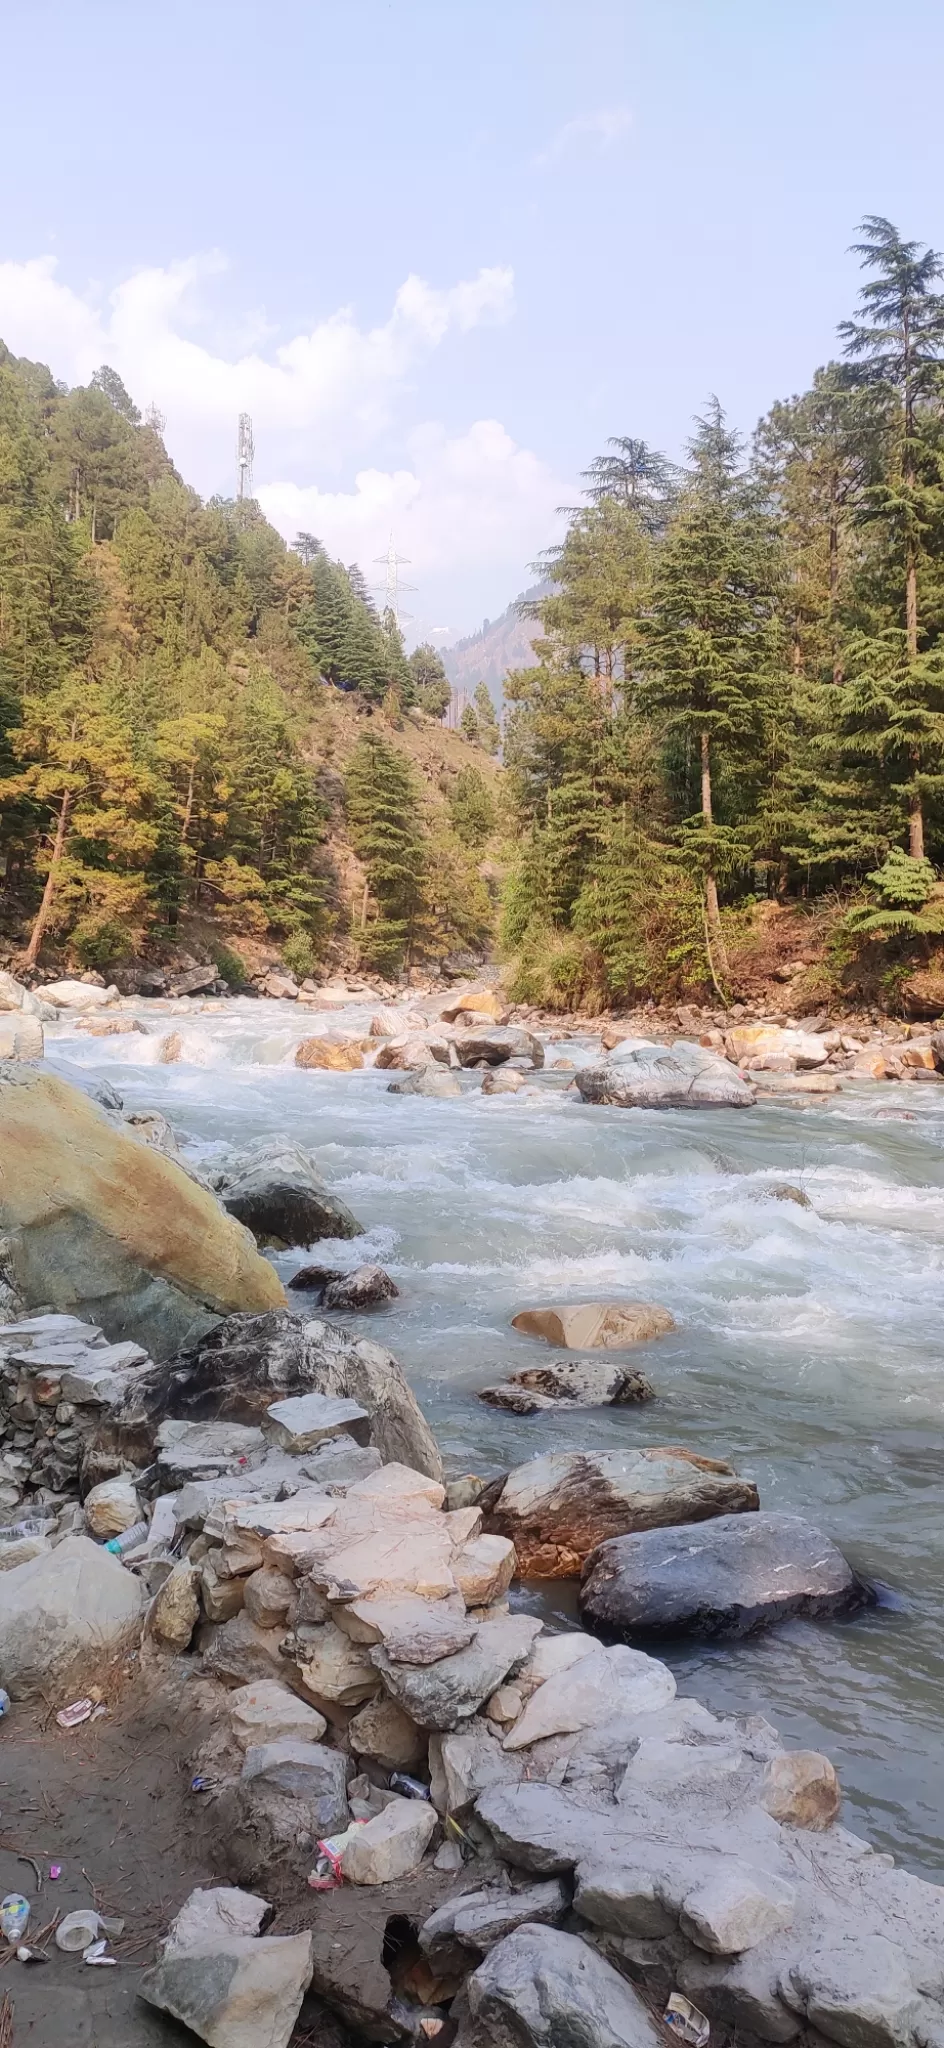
top-left (373, 532), bottom-right (415, 626)
top-left (236, 413), bottom-right (254, 500)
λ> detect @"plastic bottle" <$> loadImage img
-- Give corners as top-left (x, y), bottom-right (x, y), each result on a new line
top-left (104, 1521), bottom-right (148, 1556)
top-left (0, 1518), bottom-right (48, 1544)
top-left (0, 1895), bottom-right (30, 1942)
top-left (389, 1772), bottom-right (431, 1801)
top-left (0, 1688), bottom-right (10, 1717)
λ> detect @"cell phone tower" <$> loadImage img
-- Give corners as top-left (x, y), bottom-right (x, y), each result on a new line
top-left (373, 532), bottom-right (416, 627)
top-left (236, 413), bottom-right (254, 501)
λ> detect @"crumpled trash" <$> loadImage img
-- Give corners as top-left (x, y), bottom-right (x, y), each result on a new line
top-left (56, 1910), bottom-right (102, 1953)
top-left (307, 1821), bottom-right (367, 1890)
top-left (84, 1939), bottom-right (116, 1966)
top-left (665, 1994), bottom-right (710, 2047)
top-left (16, 1946), bottom-right (48, 1965)
top-left (56, 1693), bottom-right (107, 1728)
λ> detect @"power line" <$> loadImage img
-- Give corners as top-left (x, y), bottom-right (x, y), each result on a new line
top-left (372, 531), bottom-right (416, 626)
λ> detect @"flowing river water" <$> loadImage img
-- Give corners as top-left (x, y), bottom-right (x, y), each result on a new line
top-left (48, 996), bottom-right (944, 1881)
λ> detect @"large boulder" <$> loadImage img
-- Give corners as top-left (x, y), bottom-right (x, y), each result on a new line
top-left (387, 1065), bottom-right (463, 1099)
top-left (0, 1065), bottom-right (285, 1358)
top-left (99, 1310), bottom-right (443, 1480)
top-left (725, 1024), bottom-right (829, 1070)
top-left (294, 1037), bottom-right (364, 1071)
top-left (212, 1138), bottom-right (362, 1248)
top-left (0, 1013), bottom-right (44, 1059)
top-left (485, 1448), bottom-right (759, 1576)
top-left (579, 1511), bottom-right (872, 1640)
top-left (464, 1924), bottom-right (664, 2048)
top-left (0, 1534), bottom-right (144, 1700)
top-left (575, 1040), bottom-right (756, 1109)
top-left (454, 1025), bottom-right (544, 1068)
top-left (40, 977), bottom-right (119, 1010)
top-left (371, 1613), bottom-right (543, 1731)
top-left (0, 967), bottom-right (55, 1019)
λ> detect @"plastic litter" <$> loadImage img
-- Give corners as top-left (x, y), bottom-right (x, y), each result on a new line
top-left (56, 1697), bottom-right (93, 1728)
top-left (0, 1690), bottom-right (10, 1718)
top-left (0, 1518), bottom-right (48, 1544)
top-left (664, 1994), bottom-right (710, 2047)
top-left (388, 1773), bottom-right (431, 1801)
top-left (56, 1910), bottom-right (102, 1953)
top-left (104, 1521), bottom-right (149, 1556)
top-left (48, 1865), bottom-right (61, 1881)
top-left (190, 1775), bottom-right (207, 1793)
top-left (84, 1939), bottom-right (116, 1966)
top-left (16, 1946), bottom-right (48, 1965)
top-left (307, 1821), bottom-right (367, 1890)
top-left (0, 1896), bottom-right (30, 1943)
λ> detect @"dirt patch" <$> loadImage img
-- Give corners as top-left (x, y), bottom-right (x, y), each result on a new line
top-left (0, 1668), bottom-right (217, 2045)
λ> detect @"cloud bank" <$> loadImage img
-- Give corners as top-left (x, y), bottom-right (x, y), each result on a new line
top-left (0, 253), bottom-right (563, 628)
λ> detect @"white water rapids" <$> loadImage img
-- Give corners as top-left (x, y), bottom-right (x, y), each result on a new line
top-left (49, 995), bottom-right (944, 1879)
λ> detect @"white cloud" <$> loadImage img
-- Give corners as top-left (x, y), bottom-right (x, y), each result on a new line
top-left (535, 106), bottom-right (632, 169)
top-left (0, 251), bottom-right (561, 626)
top-left (0, 253), bottom-right (515, 487)
top-left (257, 418), bottom-right (566, 629)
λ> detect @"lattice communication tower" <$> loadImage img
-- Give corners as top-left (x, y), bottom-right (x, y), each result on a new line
top-left (236, 413), bottom-right (254, 500)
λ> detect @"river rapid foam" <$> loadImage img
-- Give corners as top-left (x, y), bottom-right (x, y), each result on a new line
top-left (49, 993), bottom-right (944, 1878)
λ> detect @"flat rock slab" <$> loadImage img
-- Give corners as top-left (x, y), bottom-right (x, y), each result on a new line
top-left (262, 1392), bottom-right (370, 1453)
top-left (139, 1928), bottom-right (314, 2048)
top-left (156, 1418), bottom-right (266, 1484)
top-left (227, 1682), bottom-right (328, 1749)
top-left (486, 1448), bottom-right (759, 1577)
top-left (340, 1591), bottom-right (477, 1663)
top-left (503, 1643), bottom-right (676, 1750)
top-left (579, 1511), bottom-right (872, 1640)
top-left (466, 1924), bottom-right (664, 2048)
top-left (421, 1879), bottom-right (569, 1972)
top-left (372, 1613), bottom-right (543, 1730)
top-left (511, 1303), bottom-right (675, 1350)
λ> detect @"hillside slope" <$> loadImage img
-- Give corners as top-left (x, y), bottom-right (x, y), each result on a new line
top-left (442, 584), bottom-right (549, 701)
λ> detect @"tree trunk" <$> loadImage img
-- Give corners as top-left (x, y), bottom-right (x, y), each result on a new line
top-left (360, 880), bottom-right (370, 930)
top-left (24, 789), bottom-right (72, 968)
top-left (180, 762), bottom-right (196, 843)
top-left (700, 731), bottom-right (730, 980)
top-left (906, 550), bottom-right (918, 662)
top-left (909, 788), bottom-right (925, 860)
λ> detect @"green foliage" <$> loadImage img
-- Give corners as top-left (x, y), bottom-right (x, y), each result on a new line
top-left (281, 931), bottom-right (317, 979)
top-left (211, 941), bottom-right (248, 987)
top-left (472, 681), bottom-right (501, 754)
top-left (408, 642), bottom-right (451, 718)
top-left (447, 765), bottom-right (496, 847)
top-left (345, 734), bottom-right (426, 970)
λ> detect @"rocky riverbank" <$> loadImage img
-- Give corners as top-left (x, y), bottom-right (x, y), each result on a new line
top-left (2, 984), bottom-right (944, 2047)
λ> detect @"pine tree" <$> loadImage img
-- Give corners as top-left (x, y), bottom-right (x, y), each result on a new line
top-left (580, 436), bottom-right (677, 533)
top-left (472, 681), bottom-right (501, 753)
top-left (344, 734), bottom-right (426, 969)
top-left (640, 402), bottom-right (782, 979)
top-left (839, 217), bottom-right (944, 855)
top-left (408, 642), bottom-right (451, 718)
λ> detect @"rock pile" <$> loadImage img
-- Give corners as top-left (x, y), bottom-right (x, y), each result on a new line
top-left (0, 1313), bottom-right (156, 1512)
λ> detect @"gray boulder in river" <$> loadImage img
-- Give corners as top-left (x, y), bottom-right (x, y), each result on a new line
top-left (579, 1510), bottom-right (872, 1640)
top-left (211, 1137), bottom-right (363, 1247)
top-left (454, 1024), bottom-right (545, 1068)
top-left (96, 1307), bottom-right (443, 1481)
top-left (575, 1038), bottom-right (756, 1109)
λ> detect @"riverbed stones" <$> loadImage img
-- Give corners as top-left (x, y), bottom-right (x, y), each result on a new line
top-left (761, 1750), bottom-right (841, 1829)
top-left (420, 1879), bottom-right (570, 1974)
top-left (576, 1040), bottom-right (757, 1110)
top-left (482, 1359), bottom-right (655, 1412)
top-left (242, 1568), bottom-right (296, 1630)
top-left (340, 1794), bottom-right (437, 1884)
top-left (339, 1591), bottom-right (477, 1662)
top-left (452, 1533), bottom-right (517, 1606)
top-left (371, 1613), bottom-right (543, 1730)
top-left (83, 1471), bottom-right (142, 1536)
top-left (106, 1310), bottom-right (443, 1480)
top-left (481, 1066), bottom-right (526, 1094)
top-left (429, 1724), bottom-right (525, 1816)
top-left (297, 1620), bottom-right (380, 1705)
top-left (294, 1036), bottom-right (364, 1070)
top-left (454, 1024), bottom-right (544, 1067)
top-left (139, 1890), bottom-right (313, 2048)
top-left (227, 1682), bottom-right (328, 1750)
top-left (681, 1863), bottom-right (796, 1954)
top-left (0, 1064), bottom-right (286, 1359)
top-left (387, 1064), bottom-right (463, 1098)
top-left (0, 1012), bottom-right (44, 1058)
top-left (464, 1923), bottom-right (664, 2048)
top-left (511, 1303), bottom-right (675, 1351)
top-left (725, 1024), bottom-right (830, 1069)
top-left (0, 1533), bottom-right (145, 1699)
top-left (348, 1693), bottom-right (428, 1769)
top-left (579, 1511), bottom-right (869, 1639)
top-left (485, 1448), bottom-right (759, 1577)
top-left (261, 1391), bottom-right (370, 1453)
top-left (213, 1137), bottom-right (362, 1248)
top-left (322, 1265), bottom-right (400, 1310)
top-left (778, 1935), bottom-right (928, 2048)
top-left (503, 1643), bottom-right (676, 1750)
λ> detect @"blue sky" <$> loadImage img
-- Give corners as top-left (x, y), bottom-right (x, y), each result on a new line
top-left (2, 0), bottom-right (944, 640)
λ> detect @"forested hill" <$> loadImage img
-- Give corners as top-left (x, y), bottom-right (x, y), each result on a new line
top-left (442, 584), bottom-right (549, 699)
top-left (0, 343), bottom-right (502, 982)
top-left (497, 217), bottom-right (944, 1017)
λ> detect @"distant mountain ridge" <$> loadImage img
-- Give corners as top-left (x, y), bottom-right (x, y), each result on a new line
top-left (442, 582), bottom-right (550, 701)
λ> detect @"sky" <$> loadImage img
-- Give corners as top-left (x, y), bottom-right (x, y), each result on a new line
top-left (2, 0), bottom-right (944, 643)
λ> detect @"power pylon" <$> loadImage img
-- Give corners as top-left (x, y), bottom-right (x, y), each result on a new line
top-left (373, 532), bottom-right (416, 626)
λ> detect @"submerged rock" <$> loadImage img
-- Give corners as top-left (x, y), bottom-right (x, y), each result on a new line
top-left (323, 1265), bottom-right (400, 1310)
top-left (485, 1448), bottom-right (759, 1577)
top-left (579, 1511), bottom-right (871, 1640)
top-left (454, 1025), bottom-right (544, 1068)
top-left (0, 1064), bottom-right (285, 1358)
top-left (213, 1137), bottom-right (362, 1248)
top-left (387, 1065), bottom-right (463, 1098)
top-left (294, 1037), bottom-right (364, 1070)
top-left (482, 1358), bottom-right (654, 1412)
top-left (575, 1040), bottom-right (756, 1110)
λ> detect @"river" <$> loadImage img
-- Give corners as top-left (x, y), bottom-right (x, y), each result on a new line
top-left (48, 995), bottom-right (944, 1881)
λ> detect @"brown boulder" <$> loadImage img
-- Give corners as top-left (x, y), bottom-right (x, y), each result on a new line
top-left (761, 1750), bottom-right (841, 1829)
top-left (295, 1037), bottom-right (364, 1071)
top-left (485, 1447), bottom-right (759, 1577)
top-left (511, 1302), bottom-right (675, 1350)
